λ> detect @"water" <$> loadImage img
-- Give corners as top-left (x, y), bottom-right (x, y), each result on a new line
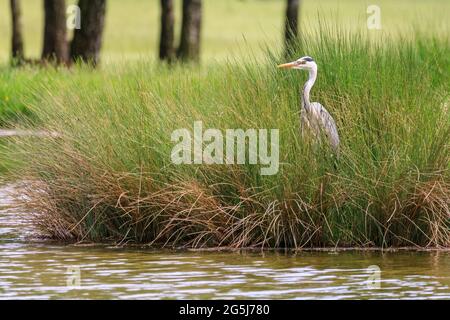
top-left (1, 184), bottom-right (450, 300)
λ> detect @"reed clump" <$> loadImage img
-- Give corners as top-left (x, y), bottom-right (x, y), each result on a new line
top-left (8, 28), bottom-right (450, 248)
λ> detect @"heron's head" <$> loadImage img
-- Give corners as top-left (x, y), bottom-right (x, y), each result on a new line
top-left (278, 56), bottom-right (317, 71)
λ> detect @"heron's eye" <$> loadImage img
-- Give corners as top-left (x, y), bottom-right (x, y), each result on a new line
top-left (297, 60), bottom-right (306, 65)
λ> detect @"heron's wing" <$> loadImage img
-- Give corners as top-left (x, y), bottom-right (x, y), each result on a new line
top-left (311, 102), bottom-right (340, 151)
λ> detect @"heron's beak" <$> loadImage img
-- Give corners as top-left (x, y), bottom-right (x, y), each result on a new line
top-left (277, 61), bottom-right (297, 69)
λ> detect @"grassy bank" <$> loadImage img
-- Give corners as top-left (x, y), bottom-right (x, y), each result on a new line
top-left (1, 0), bottom-right (448, 126)
top-left (0, 67), bottom-right (40, 127)
top-left (5, 26), bottom-right (450, 248)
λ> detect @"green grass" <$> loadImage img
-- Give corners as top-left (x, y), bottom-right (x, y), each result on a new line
top-left (6, 24), bottom-right (449, 248)
top-left (0, 67), bottom-right (39, 126)
top-left (1, 0), bottom-right (448, 125)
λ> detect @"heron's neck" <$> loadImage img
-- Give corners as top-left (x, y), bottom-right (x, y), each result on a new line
top-left (302, 69), bottom-right (317, 112)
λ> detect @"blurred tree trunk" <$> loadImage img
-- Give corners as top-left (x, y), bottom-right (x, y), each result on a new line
top-left (70, 0), bottom-right (106, 66)
top-left (159, 0), bottom-right (175, 63)
top-left (177, 0), bottom-right (202, 62)
top-left (285, 0), bottom-right (300, 50)
top-left (42, 0), bottom-right (68, 64)
top-left (10, 0), bottom-right (24, 64)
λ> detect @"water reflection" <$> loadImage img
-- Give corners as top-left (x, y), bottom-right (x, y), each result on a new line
top-left (1, 184), bottom-right (450, 300)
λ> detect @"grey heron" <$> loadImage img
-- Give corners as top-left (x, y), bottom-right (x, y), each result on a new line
top-left (278, 56), bottom-right (340, 154)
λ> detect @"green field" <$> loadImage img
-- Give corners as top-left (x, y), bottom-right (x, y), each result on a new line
top-left (1, 0), bottom-right (448, 124)
top-left (0, 1), bottom-right (449, 248)
top-left (0, 0), bottom-right (449, 63)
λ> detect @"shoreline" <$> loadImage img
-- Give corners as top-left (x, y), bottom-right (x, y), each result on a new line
top-left (17, 237), bottom-right (450, 253)
top-left (0, 129), bottom-right (60, 138)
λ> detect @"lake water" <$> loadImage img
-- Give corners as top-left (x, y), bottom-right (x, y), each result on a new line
top-left (1, 184), bottom-right (450, 300)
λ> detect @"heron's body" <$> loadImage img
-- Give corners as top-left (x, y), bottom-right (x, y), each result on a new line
top-left (279, 56), bottom-right (340, 154)
top-left (300, 102), bottom-right (340, 153)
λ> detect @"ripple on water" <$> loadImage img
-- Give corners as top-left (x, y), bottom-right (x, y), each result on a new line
top-left (2, 184), bottom-right (450, 299)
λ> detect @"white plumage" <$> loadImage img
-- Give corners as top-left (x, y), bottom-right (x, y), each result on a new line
top-left (279, 56), bottom-right (340, 154)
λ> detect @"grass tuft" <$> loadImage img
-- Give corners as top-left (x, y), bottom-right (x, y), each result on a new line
top-left (6, 26), bottom-right (450, 248)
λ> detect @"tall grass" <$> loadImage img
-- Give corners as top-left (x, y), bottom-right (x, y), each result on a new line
top-left (7, 27), bottom-right (450, 248)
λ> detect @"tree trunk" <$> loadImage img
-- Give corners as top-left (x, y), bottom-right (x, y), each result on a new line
top-left (159, 0), bottom-right (175, 63)
top-left (10, 0), bottom-right (24, 64)
top-left (70, 0), bottom-right (107, 66)
top-left (285, 0), bottom-right (300, 50)
top-left (177, 0), bottom-right (202, 62)
top-left (42, 0), bottom-right (68, 64)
